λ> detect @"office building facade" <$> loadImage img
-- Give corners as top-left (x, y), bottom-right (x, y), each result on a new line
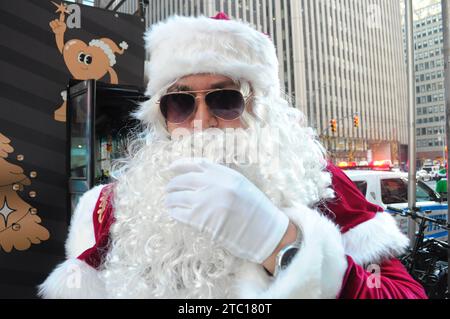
top-left (412, 3), bottom-right (446, 164)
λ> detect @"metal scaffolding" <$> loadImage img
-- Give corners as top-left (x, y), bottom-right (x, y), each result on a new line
top-left (405, 0), bottom-right (418, 244)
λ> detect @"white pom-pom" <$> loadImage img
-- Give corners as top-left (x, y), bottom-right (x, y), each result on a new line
top-left (119, 41), bottom-right (128, 50)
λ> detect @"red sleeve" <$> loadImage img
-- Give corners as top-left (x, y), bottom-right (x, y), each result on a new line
top-left (338, 256), bottom-right (428, 299)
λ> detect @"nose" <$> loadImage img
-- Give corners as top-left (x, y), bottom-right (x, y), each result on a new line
top-left (191, 94), bottom-right (218, 130)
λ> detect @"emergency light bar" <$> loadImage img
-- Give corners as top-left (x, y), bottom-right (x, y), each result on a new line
top-left (338, 160), bottom-right (393, 171)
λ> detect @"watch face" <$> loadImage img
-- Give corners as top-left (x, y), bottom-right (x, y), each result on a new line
top-left (280, 247), bottom-right (299, 270)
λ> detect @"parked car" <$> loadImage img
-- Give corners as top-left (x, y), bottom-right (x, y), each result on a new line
top-left (422, 165), bottom-right (441, 180)
top-left (343, 168), bottom-right (448, 241)
top-left (416, 169), bottom-right (431, 182)
top-left (435, 177), bottom-right (447, 201)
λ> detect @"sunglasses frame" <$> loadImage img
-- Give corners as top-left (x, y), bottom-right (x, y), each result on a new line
top-left (157, 88), bottom-right (253, 124)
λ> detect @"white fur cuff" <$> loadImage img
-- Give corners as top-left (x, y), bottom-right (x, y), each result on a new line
top-left (38, 258), bottom-right (106, 299)
top-left (342, 212), bottom-right (410, 266)
top-left (65, 184), bottom-right (105, 259)
top-left (236, 206), bottom-right (348, 299)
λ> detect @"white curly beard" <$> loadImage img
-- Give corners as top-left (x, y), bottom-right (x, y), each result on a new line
top-left (99, 118), bottom-right (334, 298)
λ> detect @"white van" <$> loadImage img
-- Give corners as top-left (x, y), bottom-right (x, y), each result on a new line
top-left (422, 165), bottom-right (441, 180)
top-left (344, 169), bottom-right (448, 241)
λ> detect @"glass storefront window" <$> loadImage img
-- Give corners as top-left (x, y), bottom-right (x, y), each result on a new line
top-left (70, 93), bottom-right (91, 179)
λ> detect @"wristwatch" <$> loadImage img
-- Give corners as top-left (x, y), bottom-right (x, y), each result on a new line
top-left (273, 223), bottom-right (303, 277)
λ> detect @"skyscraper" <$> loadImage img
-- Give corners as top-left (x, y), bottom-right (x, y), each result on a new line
top-left (411, 2), bottom-right (446, 164)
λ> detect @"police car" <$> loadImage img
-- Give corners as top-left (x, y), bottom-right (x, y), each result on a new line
top-left (341, 161), bottom-right (448, 241)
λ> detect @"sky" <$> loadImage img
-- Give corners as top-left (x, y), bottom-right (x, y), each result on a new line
top-left (413, 0), bottom-right (440, 10)
top-left (400, 0), bottom-right (442, 20)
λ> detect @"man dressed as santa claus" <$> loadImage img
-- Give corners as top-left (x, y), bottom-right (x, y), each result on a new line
top-left (39, 13), bottom-right (427, 299)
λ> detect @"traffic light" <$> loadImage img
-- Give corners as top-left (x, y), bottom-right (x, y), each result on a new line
top-left (353, 115), bottom-right (359, 128)
top-left (330, 119), bottom-right (337, 133)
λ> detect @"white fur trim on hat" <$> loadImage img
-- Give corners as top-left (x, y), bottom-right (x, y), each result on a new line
top-left (144, 15), bottom-right (280, 97)
top-left (89, 39), bottom-right (117, 67)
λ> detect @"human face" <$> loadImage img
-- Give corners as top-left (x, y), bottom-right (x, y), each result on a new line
top-left (163, 74), bottom-right (247, 133)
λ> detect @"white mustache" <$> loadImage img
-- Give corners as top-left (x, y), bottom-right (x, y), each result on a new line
top-left (166, 127), bottom-right (280, 170)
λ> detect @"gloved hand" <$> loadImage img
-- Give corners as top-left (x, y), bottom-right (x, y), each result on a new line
top-left (165, 158), bottom-right (289, 264)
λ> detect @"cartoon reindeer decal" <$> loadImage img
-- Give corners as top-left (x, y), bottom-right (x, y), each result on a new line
top-left (49, 2), bottom-right (128, 122)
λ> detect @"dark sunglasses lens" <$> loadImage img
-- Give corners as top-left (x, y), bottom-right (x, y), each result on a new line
top-left (160, 94), bottom-right (195, 123)
top-left (206, 90), bottom-right (245, 120)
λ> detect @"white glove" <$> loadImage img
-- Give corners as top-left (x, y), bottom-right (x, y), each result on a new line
top-left (165, 158), bottom-right (289, 264)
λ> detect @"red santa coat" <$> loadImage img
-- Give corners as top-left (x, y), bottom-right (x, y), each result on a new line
top-left (38, 163), bottom-right (427, 299)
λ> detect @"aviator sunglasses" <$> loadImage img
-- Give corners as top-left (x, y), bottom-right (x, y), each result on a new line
top-left (158, 88), bottom-right (252, 124)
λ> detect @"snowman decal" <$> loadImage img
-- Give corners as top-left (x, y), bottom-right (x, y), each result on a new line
top-left (49, 2), bottom-right (128, 122)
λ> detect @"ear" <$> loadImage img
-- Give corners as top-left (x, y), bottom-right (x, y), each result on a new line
top-left (107, 67), bottom-right (118, 84)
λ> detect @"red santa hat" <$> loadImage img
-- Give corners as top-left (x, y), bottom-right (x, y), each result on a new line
top-left (144, 13), bottom-right (280, 97)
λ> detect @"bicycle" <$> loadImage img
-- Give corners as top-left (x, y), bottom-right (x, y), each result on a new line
top-left (387, 206), bottom-right (449, 299)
